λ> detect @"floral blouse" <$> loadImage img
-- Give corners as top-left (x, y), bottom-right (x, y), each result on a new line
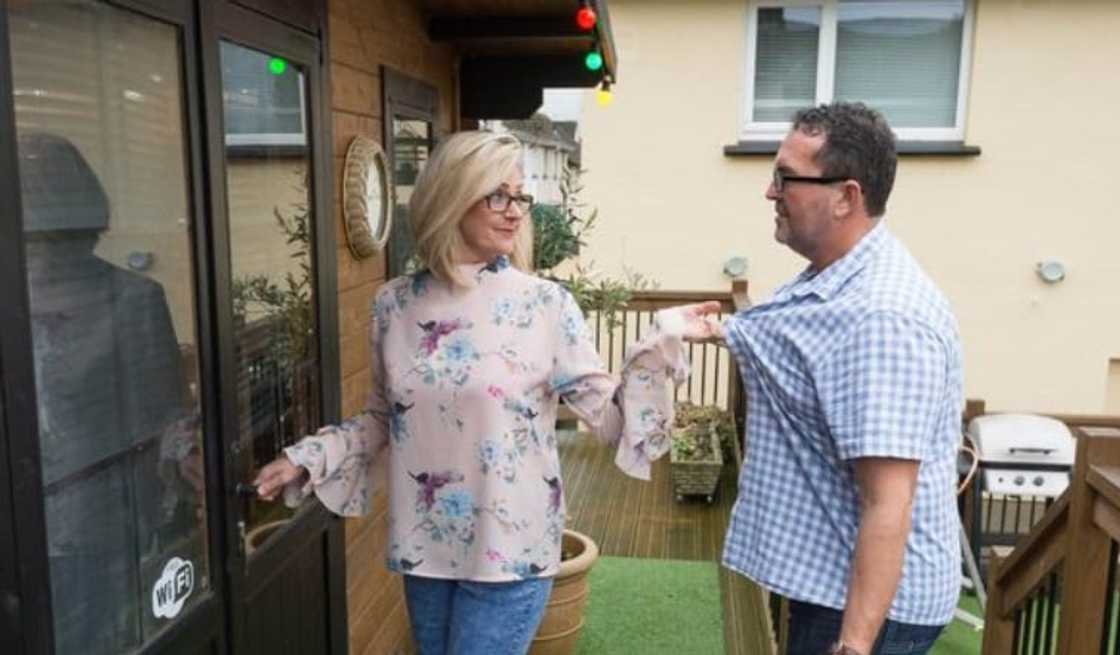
top-left (283, 256), bottom-right (690, 582)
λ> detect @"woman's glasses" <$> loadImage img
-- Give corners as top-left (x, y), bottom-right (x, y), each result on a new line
top-left (484, 190), bottom-right (534, 213)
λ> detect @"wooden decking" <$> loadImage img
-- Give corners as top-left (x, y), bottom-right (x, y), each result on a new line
top-left (558, 430), bottom-right (776, 655)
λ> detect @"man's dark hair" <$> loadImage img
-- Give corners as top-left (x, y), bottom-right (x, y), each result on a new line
top-left (791, 102), bottom-right (896, 217)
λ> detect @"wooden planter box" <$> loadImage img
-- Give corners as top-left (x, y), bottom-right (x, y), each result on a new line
top-left (670, 430), bottom-right (723, 503)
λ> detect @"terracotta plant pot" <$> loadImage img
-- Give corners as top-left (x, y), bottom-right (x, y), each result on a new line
top-left (529, 529), bottom-right (599, 655)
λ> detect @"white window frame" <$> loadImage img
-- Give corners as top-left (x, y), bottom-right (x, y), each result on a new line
top-left (741, 0), bottom-right (975, 142)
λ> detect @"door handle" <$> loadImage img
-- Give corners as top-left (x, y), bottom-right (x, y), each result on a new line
top-left (235, 482), bottom-right (258, 498)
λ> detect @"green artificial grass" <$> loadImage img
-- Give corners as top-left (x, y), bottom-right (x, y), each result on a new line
top-left (576, 556), bottom-right (725, 655)
top-left (574, 565), bottom-right (1117, 655)
top-left (930, 594), bottom-right (984, 655)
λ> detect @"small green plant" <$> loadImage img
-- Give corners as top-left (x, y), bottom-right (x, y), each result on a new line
top-left (531, 203), bottom-right (583, 271)
top-left (558, 264), bottom-right (656, 331)
top-left (672, 402), bottom-right (736, 462)
top-left (231, 172), bottom-right (315, 372)
top-left (531, 163), bottom-right (596, 272)
top-left (533, 166), bottom-right (656, 326)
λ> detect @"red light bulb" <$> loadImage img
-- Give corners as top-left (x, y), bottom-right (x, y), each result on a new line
top-left (576, 7), bottom-right (597, 31)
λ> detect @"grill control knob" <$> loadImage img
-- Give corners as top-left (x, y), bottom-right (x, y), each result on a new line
top-left (1033, 476), bottom-right (1045, 487)
top-left (1014, 475), bottom-right (1026, 486)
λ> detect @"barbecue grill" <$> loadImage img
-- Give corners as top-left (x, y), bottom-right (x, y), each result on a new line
top-left (964, 413), bottom-right (1075, 573)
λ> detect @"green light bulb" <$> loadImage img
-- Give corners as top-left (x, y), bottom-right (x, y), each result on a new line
top-left (268, 57), bottom-right (287, 75)
top-left (584, 51), bottom-right (603, 72)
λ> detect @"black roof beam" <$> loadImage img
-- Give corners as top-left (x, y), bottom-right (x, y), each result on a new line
top-left (430, 16), bottom-right (587, 41)
top-left (459, 55), bottom-right (604, 119)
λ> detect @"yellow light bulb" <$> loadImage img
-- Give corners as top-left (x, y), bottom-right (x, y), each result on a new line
top-left (596, 88), bottom-right (613, 106)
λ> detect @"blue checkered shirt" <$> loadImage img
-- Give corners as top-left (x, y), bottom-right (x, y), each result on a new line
top-left (722, 223), bottom-right (963, 626)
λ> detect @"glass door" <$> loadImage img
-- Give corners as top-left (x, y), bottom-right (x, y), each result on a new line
top-left (208, 4), bottom-right (344, 651)
top-left (0, 2), bottom-right (344, 653)
top-left (220, 39), bottom-right (319, 551)
top-left (4, 1), bottom-right (222, 653)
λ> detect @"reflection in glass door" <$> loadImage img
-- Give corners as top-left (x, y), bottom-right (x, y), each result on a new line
top-left (9, 2), bottom-right (208, 652)
top-left (388, 117), bottom-right (432, 276)
top-left (220, 41), bottom-right (319, 553)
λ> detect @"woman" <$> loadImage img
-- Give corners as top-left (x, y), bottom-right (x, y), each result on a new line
top-left (254, 130), bottom-right (720, 654)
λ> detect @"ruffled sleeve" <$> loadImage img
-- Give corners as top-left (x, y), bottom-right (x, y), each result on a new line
top-left (549, 291), bottom-right (690, 480)
top-left (280, 293), bottom-right (393, 516)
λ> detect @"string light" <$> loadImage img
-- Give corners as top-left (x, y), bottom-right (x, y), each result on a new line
top-left (595, 80), bottom-right (613, 107)
top-left (576, 6), bottom-right (597, 31)
top-left (584, 50), bottom-right (603, 72)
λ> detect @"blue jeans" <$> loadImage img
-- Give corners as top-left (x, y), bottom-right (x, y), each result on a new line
top-left (403, 575), bottom-right (553, 655)
top-left (786, 599), bottom-right (945, 655)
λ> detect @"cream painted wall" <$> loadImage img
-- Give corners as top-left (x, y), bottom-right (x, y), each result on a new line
top-left (578, 0), bottom-right (1120, 413)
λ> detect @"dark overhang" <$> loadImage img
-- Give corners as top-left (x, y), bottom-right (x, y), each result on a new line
top-left (423, 0), bottom-right (617, 119)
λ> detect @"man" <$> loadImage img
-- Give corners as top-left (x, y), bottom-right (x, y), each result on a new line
top-left (716, 103), bottom-right (963, 655)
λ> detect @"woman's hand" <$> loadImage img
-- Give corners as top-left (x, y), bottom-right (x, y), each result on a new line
top-left (253, 456), bottom-right (307, 502)
top-left (677, 301), bottom-right (726, 345)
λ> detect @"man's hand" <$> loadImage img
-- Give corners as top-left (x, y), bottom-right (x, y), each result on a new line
top-left (253, 456), bottom-right (307, 501)
top-left (677, 301), bottom-right (726, 345)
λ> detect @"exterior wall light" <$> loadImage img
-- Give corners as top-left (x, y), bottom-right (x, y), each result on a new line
top-left (1036, 260), bottom-right (1067, 284)
top-left (722, 256), bottom-right (749, 279)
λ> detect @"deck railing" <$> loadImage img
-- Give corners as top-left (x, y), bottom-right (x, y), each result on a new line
top-left (575, 281), bottom-right (751, 467)
top-left (982, 425), bottom-right (1120, 654)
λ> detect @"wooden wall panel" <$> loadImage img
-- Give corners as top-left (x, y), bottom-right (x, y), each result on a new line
top-left (326, 0), bottom-right (457, 652)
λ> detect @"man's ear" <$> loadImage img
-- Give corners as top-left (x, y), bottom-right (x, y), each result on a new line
top-left (833, 180), bottom-right (862, 219)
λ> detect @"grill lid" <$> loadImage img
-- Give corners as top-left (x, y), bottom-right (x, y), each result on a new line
top-left (967, 413), bottom-right (1075, 467)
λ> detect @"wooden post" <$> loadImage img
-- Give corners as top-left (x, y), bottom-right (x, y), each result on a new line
top-left (731, 279), bottom-right (750, 312)
top-left (980, 556), bottom-right (1015, 655)
top-left (1057, 426), bottom-right (1120, 653)
top-left (963, 398), bottom-right (986, 426)
top-left (726, 280), bottom-right (749, 468)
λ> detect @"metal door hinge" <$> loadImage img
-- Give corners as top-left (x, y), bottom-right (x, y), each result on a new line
top-left (237, 519), bottom-right (247, 557)
top-left (1, 589), bottom-right (20, 626)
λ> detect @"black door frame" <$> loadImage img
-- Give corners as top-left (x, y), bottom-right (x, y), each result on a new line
top-left (0, 0), bottom-right (343, 652)
top-left (0, 3), bottom-right (53, 650)
top-left (199, 1), bottom-right (344, 653)
top-left (0, 0), bottom-right (235, 653)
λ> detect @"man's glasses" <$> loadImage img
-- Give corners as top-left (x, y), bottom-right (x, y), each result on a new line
top-left (484, 190), bottom-right (534, 213)
top-left (772, 169), bottom-right (850, 194)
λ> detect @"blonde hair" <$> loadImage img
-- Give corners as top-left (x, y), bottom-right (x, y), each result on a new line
top-left (409, 130), bottom-right (533, 286)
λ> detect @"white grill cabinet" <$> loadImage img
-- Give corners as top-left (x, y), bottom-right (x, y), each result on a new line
top-left (965, 414), bottom-right (1075, 575)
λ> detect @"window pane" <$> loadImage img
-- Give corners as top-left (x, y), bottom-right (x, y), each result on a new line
top-left (9, 2), bottom-right (209, 652)
top-left (387, 118), bottom-right (432, 277)
top-left (220, 41), bottom-right (320, 552)
top-left (221, 41), bottom-right (306, 146)
top-left (753, 7), bottom-right (821, 122)
top-left (835, 1), bottom-right (965, 128)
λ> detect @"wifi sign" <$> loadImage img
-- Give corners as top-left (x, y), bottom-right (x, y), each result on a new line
top-left (152, 557), bottom-right (195, 620)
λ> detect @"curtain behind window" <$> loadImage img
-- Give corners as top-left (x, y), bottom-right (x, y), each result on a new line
top-left (834, 1), bottom-right (965, 128)
top-left (753, 7), bottom-right (821, 123)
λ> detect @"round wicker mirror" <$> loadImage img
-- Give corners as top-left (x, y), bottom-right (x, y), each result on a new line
top-left (342, 136), bottom-right (392, 259)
